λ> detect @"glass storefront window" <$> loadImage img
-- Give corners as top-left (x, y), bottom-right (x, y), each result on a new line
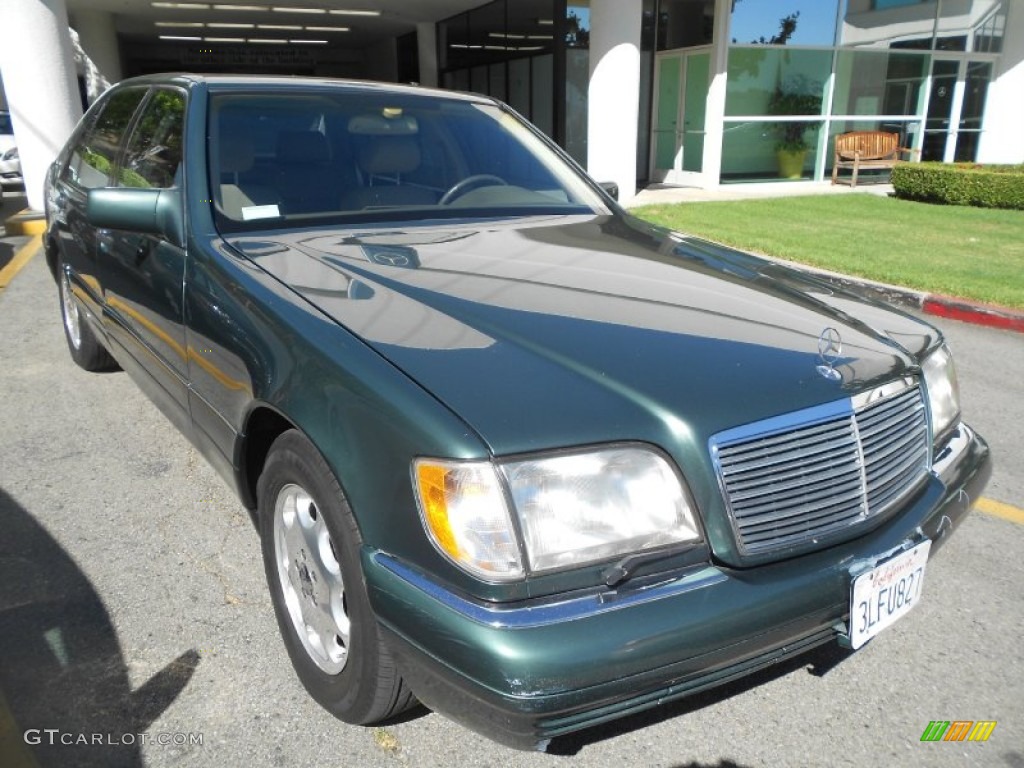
top-left (532, 54), bottom-right (555, 137)
top-left (826, 119), bottom-right (922, 179)
top-left (936, 0), bottom-right (1005, 53)
top-left (637, 0), bottom-right (657, 179)
top-left (565, 2), bottom-right (590, 164)
top-left (955, 60), bottom-right (993, 161)
top-left (508, 58), bottom-right (530, 116)
top-left (725, 48), bottom-right (830, 117)
top-left (469, 0), bottom-right (507, 63)
top-left (657, 0), bottom-right (714, 51)
top-left (873, 0), bottom-right (926, 8)
top-left (721, 120), bottom-right (822, 181)
top-left (730, 0), bottom-right (840, 46)
top-left (842, 0), bottom-right (935, 49)
top-left (439, 14), bottom-right (470, 72)
top-left (973, 2), bottom-right (1005, 53)
top-left (471, 65), bottom-right (488, 93)
top-left (842, 0), bottom-right (1006, 53)
top-left (438, 0), bottom-right (558, 142)
top-left (832, 50), bottom-right (928, 116)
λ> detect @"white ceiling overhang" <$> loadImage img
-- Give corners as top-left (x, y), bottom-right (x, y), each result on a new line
top-left (66, 0), bottom-right (487, 48)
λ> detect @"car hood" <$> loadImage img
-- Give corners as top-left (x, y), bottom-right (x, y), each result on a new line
top-left (231, 213), bottom-right (935, 501)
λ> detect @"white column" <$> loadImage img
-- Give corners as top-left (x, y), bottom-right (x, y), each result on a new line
top-left (586, 0), bottom-right (643, 205)
top-left (71, 9), bottom-right (122, 83)
top-left (417, 22), bottom-right (438, 88)
top-left (977, 2), bottom-right (1024, 163)
top-left (701, 0), bottom-right (733, 189)
top-left (0, 0), bottom-right (82, 211)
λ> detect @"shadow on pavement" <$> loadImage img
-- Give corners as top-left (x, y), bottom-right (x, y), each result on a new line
top-left (0, 241), bottom-right (14, 272)
top-left (1, 191), bottom-right (29, 271)
top-left (0, 487), bottom-right (199, 767)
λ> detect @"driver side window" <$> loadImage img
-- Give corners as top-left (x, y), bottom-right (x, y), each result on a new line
top-left (65, 88), bottom-right (147, 190)
top-left (120, 89), bottom-right (186, 189)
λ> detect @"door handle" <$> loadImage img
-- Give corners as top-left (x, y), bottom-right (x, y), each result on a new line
top-left (96, 230), bottom-right (113, 253)
top-left (134, 240), bottom-right (152, 265)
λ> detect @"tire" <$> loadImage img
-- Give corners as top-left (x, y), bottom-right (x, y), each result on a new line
top-left (58, 261), bottom-right (118, 372)
top-left (257, 429), bottom-right (416, 724)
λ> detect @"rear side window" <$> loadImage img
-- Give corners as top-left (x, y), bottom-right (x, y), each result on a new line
top-left (65, 88), bottom-right (147, 189)
top-left (120, 89), bottom-right (186, 189)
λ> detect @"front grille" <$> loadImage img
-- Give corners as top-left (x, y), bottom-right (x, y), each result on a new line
top-left (711, 381), bottom-right (929, 556)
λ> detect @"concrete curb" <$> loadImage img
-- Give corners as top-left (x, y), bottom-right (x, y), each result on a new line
top-left (0, 234), bottom-right (42, 291)
top-left (3, 207), bottom-right (46, 236)
top-left (921, 296), bottom-right (1024, 334)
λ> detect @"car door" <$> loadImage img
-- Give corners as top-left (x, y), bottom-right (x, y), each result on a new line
top-left (100, 87), bottom-right (191, 431)
top-left (50, 87), bottom-right (149, 328)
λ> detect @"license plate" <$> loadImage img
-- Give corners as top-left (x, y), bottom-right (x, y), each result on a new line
top-left (849, 540), bottom-right (931, 650)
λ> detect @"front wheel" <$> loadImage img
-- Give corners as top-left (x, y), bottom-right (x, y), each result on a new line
top-left (257, 429), bottom-right (415, 724)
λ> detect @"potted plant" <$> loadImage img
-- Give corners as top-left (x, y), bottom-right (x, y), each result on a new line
top-left (768, 81), bottom-right (822, 179)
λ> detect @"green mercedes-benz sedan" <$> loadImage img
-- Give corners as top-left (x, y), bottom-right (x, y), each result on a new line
top-left (43, 74), bottom-right (991, 750)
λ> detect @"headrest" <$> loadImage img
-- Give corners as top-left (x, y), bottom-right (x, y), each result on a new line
top-left (219, 137), bottom-right (256, 174)
top-left (357, 137), bottom-right (421, 176)
top-left (276, 131), bottom-right (331, 164)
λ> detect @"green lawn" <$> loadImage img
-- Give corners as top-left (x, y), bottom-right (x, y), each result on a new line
top-left (631, 194), bottom-right (1024, 310)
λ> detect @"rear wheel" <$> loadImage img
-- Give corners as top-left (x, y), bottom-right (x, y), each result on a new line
top-left (59, 262), bottom-right (117, 371)
top-left (257, 429), bottom-right (415, 723)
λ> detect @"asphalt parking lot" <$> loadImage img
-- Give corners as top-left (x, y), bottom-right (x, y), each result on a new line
top-left (1, 246), bottom-right (1022, 768)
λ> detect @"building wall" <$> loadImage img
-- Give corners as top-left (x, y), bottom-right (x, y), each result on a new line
top-left (977, 0), bottom-right (1024, 163)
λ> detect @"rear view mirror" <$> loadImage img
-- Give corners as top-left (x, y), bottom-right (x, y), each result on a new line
top-left (598, 181), bottom-right (619, 201)
top-left (348, 112), bottom-right (419, 136)
top-left (87, 187), bottom-right (185, 247)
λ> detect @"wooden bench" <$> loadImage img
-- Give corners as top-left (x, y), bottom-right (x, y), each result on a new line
top-left (831, 131), bottom-right (918, 187)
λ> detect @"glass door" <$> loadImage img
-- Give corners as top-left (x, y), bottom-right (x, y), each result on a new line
top-left (922, 58), bottom-right (993, 163)
top-left (922, 59), bottom-right (957, 162)
top-left (653, 54), bottom-right (682, 179)
top-left (651, 49), bottom-right (710, 184)
top-left (955, 61), bottom-right (992, 162)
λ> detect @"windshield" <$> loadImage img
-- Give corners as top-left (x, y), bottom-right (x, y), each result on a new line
top-left (0, 113), bottom-right (13, 135)
top-left (208, 89), bottom-right (607, 230)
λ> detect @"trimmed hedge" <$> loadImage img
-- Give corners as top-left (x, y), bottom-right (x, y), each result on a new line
top-left (891, 161), bottom-right (1024, 210)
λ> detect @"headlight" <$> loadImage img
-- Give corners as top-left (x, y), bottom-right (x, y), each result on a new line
top-left (415, 446), bottom-right (701, 581)
top-left (413, 460), bottom-right (524, 581)
top-left (1, 147), bottom-right (16, 161)
top-left (922, 344), bottom-right (960, 439)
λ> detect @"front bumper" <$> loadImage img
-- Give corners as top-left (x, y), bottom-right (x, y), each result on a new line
top-left (364, 425), bottom-right (991, 750)
top-left (0, 161), bottom-right (22, 186)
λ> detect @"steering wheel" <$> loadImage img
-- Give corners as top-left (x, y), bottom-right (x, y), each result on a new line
top-left (439, 174), bottom-right (508, 205)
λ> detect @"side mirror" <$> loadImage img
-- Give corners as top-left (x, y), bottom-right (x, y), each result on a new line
top-left (598, 181), bottom-right (619, 201)
top-left (87, 187), bottom-right (185, 247)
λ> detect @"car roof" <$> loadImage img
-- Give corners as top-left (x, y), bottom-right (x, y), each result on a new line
top-left (111, 73), bottom-right (492, 105)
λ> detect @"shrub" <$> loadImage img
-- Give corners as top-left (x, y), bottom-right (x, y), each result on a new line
top-left (891, 162), bottom-right (1024, 210)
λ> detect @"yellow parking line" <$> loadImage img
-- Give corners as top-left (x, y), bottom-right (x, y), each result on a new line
top-left (976, 497), bottom-right (1024, 526)
top-left (0, 234), bottom-right (42, 291)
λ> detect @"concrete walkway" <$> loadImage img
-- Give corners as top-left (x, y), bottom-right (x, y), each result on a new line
top-left (626, 180), bottom-right (894, 207)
